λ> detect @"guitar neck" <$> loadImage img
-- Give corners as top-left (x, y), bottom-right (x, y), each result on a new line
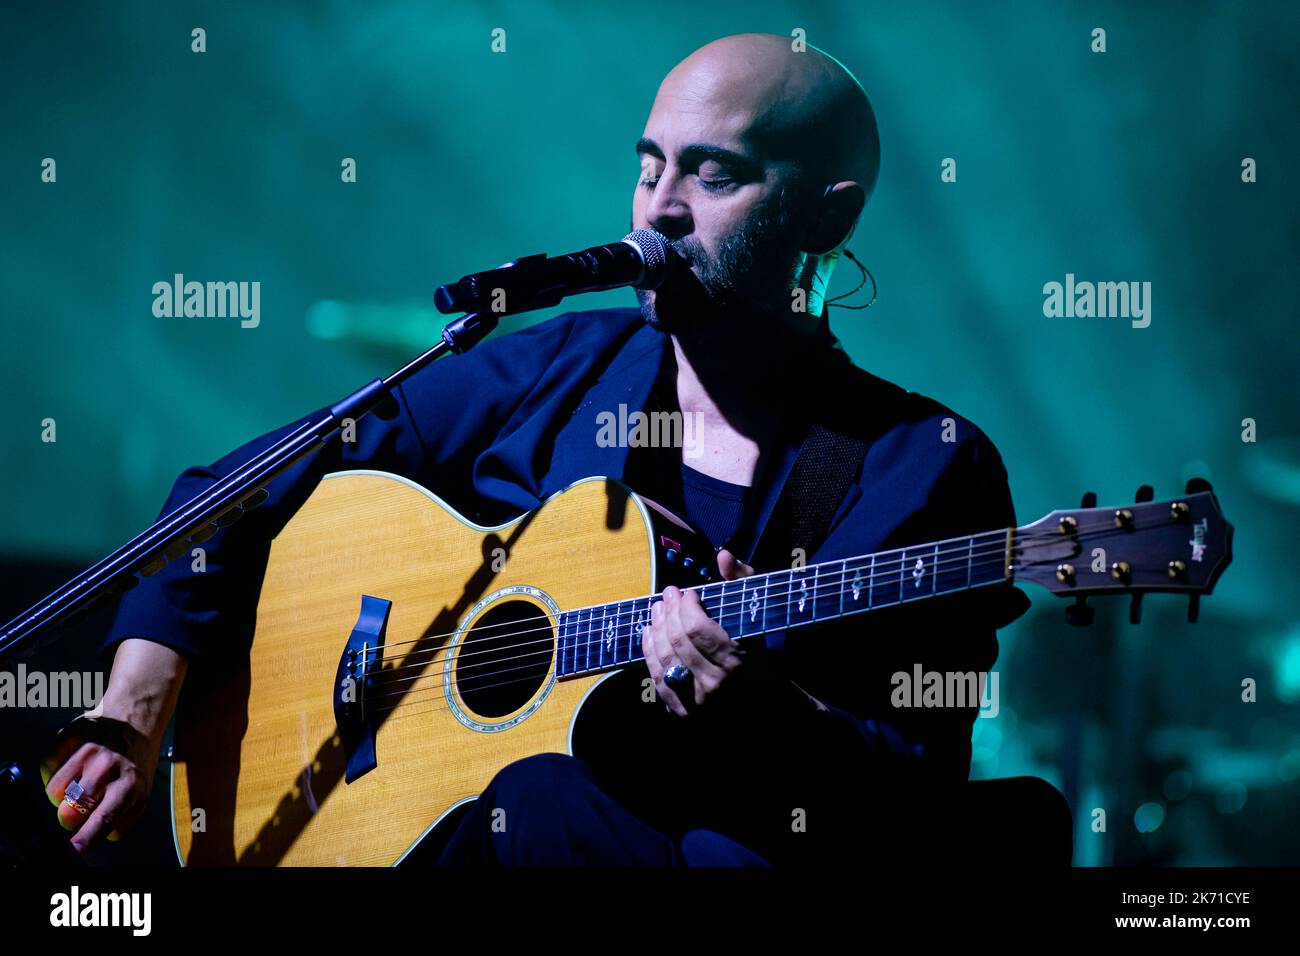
top-left (554, 526), bottom-right (1014, 679)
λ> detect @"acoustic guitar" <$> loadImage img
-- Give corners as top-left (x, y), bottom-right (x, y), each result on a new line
top-left (170, 472), bottom-right (1232, 865)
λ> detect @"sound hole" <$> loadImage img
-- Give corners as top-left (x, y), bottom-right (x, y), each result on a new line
top-left (456, 600), bottom-right (553, 719)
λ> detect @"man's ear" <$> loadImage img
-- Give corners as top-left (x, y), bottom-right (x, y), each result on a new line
top-left (804, 181), bottom-right (865, 255)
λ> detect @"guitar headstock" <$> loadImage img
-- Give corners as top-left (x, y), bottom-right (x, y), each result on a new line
top-left (1014, 479), bottom-right (1233, 625)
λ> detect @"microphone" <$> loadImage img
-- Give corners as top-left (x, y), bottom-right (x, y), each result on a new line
top-left (434, 229), bottom-right (674, 316)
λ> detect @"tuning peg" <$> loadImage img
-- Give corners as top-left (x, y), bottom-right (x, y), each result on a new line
top-left (1065, 595), bottom-right (1094, 627)
top-left (1185, 477), bottom-right (1212, 495)
top-left (1129, 593), bottom-right (1144, 625)
top-left (1080, 491), bottom-right (1097, 509)
top-left (1187, 594), bottom-right (1200, 624)
top-left (1135, 485), bottom-right (1154, 503)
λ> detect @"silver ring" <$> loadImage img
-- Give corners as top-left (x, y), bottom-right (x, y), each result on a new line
top-left (63, 779), bottom-right (98, 815)
top-left (664, 663), bottom-right (692, 691)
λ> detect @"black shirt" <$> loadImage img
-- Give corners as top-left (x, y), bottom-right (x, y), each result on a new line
top-left (679, 462), bottom-right (750, 552)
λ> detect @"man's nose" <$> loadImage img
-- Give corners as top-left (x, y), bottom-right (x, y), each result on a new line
top-left (644, 170), bottom-right (693, 241)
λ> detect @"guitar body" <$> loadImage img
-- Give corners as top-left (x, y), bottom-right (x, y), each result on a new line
top-left (172, 472), bottom-right (689, 866)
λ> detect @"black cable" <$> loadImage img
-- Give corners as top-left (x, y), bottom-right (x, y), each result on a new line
top-left (824, 248), bottom-right (877, 310)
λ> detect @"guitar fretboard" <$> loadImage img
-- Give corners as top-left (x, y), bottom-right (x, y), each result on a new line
top-left (555, 528), bottom-right (1012, 678)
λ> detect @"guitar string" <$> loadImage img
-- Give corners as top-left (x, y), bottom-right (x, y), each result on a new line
top-left (356, 514), bottom-right (1170, 661)
top-left (362, 542), bottom-right (1073, 706)
top-left (362, 526), bottom-right (1015, 655)
top-left (360, 553), bottom-right (1119, 719)
top-left (354, 540), bottom-right (1015, 695)
top-left (352, 526), bottom-right (1196, 721)
top-left (365, 587), bottom-right (1011, 719)
top-left (361, 514), bottom-right (1172, 694)
top-left (363, 556), bottom-right (1014, 708)
top-left (362, 541), bottom-right (1017, 693)
top-left (359, 520), bottom-right (1093, 667)
top-left (364, 541), bottom-right (1013, 691)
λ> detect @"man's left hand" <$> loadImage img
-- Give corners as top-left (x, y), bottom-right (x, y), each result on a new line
top-left (642, 548), bottom-right (752, 716)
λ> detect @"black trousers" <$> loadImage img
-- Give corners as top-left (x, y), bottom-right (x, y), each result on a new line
top-left (436, 752), bottom-right (1072, 866)
top-left (434, 661), bottom-right (1072, 866)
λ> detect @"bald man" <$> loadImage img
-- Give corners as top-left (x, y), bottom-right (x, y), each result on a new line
top-left (47, 35), bottom-right (1046, 867)
top-left (635, 33), bottom-right (879, 333)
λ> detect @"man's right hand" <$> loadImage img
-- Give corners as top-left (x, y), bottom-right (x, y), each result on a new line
top-left (41, 639), bottom-right (187, 854)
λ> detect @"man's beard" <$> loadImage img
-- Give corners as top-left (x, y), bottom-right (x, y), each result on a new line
top-left (636, 190), bottom-right (803, 335)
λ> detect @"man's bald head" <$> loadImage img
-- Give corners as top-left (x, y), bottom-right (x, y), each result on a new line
top-left (632, 34), bottom-right (879, 335)
top-left (656, 34), bottom-right (880, 201)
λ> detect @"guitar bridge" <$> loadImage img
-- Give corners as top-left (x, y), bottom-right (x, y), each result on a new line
top-left (333, 595), bottom-right (391, 784)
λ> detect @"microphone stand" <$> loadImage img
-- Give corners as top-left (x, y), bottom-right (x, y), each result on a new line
top-left (0, 310), bottom-right (498, 661)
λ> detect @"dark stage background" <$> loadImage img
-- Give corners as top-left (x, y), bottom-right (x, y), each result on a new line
top-left (1, 0), bottom-right (1298, 866)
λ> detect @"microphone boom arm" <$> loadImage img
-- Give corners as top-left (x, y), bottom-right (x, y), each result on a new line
top-left (1, 230), bottom-right (671, 660)
top-left (0, 311), bottom-right (499, 661)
